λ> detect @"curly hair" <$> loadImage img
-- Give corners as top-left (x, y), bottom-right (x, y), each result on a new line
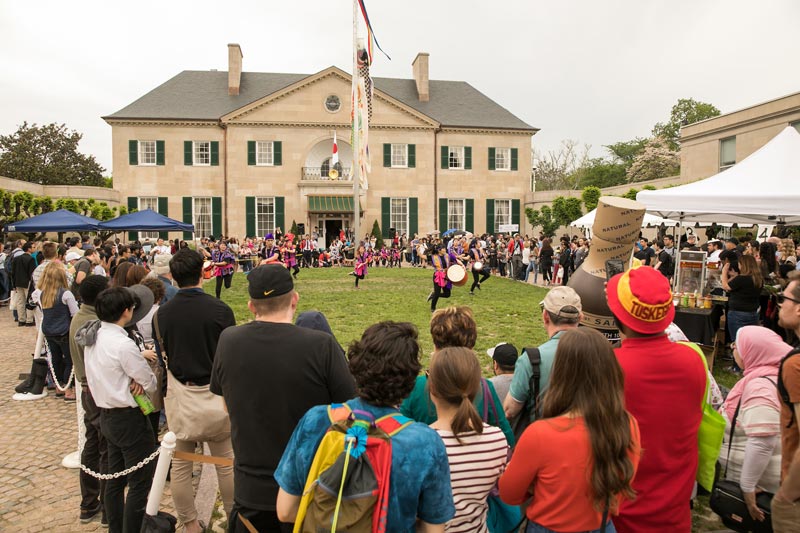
top-left (347, 321), bottom-right (421, 407)
top-left (430, 306), bottom-right (477, 349)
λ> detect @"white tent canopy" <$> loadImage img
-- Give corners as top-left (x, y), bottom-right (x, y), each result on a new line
top-left (570, 208), bottom-right (679, 230)
top-left (637, 126), bottom-right (800, 225)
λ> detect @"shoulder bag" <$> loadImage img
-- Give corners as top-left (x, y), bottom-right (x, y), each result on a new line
top-left (154, 314), bottom-right (230, 442)
top-left (709, 378), bottom-right (776, 533)
top-left (510, 347), bottom-right (541, 444)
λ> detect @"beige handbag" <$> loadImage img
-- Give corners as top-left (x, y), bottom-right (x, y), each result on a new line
top-left (154, 315), bottom-right (230, 442)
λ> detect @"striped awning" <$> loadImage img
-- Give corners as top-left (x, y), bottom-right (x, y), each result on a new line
top-left (307, 196), bottom-right (356, 213)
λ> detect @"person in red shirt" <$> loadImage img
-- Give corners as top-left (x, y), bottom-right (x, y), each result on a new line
top-left (607, 266), bottom-right (707, 533)
top-left (500, 327), bottom-right (641, 533)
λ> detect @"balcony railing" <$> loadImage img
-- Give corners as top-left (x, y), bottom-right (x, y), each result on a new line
top-left (302, 167), bottom-right (352, 181)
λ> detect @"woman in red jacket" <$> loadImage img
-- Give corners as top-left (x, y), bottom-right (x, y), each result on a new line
top-left (499, 327), bottom-right (641, 533)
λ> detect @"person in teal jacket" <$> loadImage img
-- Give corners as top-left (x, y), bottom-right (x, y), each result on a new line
top-left (400, 305), bottom-right (515, 446)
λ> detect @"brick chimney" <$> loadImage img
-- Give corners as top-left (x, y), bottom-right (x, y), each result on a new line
top-left (228, 43), bottom-right (243, 96)
top-left (412, 52), bottom-right (429, 102)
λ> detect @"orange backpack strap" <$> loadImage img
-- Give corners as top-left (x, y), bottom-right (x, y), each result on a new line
top-left (375, 413), bottom-right (413, 437)
top-left (327, 403), bottom-right (353, 424)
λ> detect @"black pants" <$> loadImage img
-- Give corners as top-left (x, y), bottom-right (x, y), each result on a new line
top-left (431, 281), bottom-right (451, 311)
top-left (561, 268), bottom-right (571, 286)
top-left (499, 262), bottom-right (507, 277)
top-left (229, 503), bottom-right (293, 533)
top-left (354, 273), bottom-right (365, 287)
top-left (80, 386), bottom-right (107, 512)
top-left (302, 250), bottom-right (312, 267)
top-left (45, 333), bottom-right (72, 385)
top-left (215, 273), bottom-right (232, 298)
top-left (541, 262), bottom-right (552, 282)
top-left (100, 407), bottom-right (156, 533)
top-left (470, 268), bottom-right (490, 293)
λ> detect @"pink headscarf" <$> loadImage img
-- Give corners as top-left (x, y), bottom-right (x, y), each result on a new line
top-left (723, 325), bottom-right (791, 423)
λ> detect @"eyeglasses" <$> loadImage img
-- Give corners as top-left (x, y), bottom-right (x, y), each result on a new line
top-left (776, 294), bottom-right (800, 306)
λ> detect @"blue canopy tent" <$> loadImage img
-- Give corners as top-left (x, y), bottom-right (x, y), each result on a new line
top-left (3, 209), bottom-right (101, 233)
top-left (98, 209), bottom-right (194, 235)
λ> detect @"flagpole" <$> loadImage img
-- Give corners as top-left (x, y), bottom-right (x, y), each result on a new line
top-left (352, 0), bottom-right (361, 244)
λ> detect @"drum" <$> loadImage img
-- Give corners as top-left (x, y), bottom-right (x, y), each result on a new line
top-left (203, 260), bottom-right (213, 271)
top-left (202, 261), bottom-right (213, 279)
top-left (447, 264), bottom-right (468, 286)
top-left (473, 261), bottom-right (484, 272)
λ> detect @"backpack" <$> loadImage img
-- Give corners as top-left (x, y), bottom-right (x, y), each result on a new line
top-left (510, 347), bottom-right (541, 444)
top-left (294, 403), bottom-right (412, 533)
top-left (660, 250), bottom-right (675, 277)
top-left (778, 347), bottom-right (800, 428)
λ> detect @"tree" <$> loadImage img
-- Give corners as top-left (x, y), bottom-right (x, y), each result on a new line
top-left (525, 206), bottom-right (559, 237)
top-left (621, 188), bottom-right (639, 201)
top-left (0, 122), bottom-right (106, 186)
top-left (626, 137), bottom-right (680, 183)
top-left (289, 220), bottom-right (300, 243)
top-left (652, 98), bottom-right (721, 151)
top-left (605, 138), bottom-right (648, 167)
top-left (572, 159), bottom-right (627, 188)
top-left (370, 219), bottom-right (383, 249)
top-left (532, 140), bottom-right (591, 191)
top-left (551, 196), bottom-right (583, 227)
top-left (581, 186), bottom-right (602, 212)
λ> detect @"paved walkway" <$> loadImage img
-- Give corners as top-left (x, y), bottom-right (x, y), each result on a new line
top-left (0, 305), bottom-right (178, 532)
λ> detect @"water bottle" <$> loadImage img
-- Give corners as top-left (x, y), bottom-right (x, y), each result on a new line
top-left (133, 391), bottom-right (155, 415)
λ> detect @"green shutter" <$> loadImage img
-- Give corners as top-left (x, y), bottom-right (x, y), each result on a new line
top-left (275, 196), bottom-right (285, 233)
top-left (511, 148), bottom-right (518, 171)
top-left (273, 141), bottom-right (282, 166)
top-left (408, 144), bottom-right (416, 168)
top-left (158, 197), bottom-right (168, 239)
top-left (182, 197), bottom-right (193, 240)
top-left (464, 147), bottom-right (472, 170)
top-left (381, 197), bottom-right (391, 238)
top-left (486, 199), bottom-right (495, 234)
top-left (512, 199), bottom-right (521, 227)
top-left (409, 197), bottom-right (418, 236)
top-left (439, 198), bottom-right (448, 234)
top-left (156, 140), bottom-right (165, 165)
top-left (129, 140), bottom-right (138, 165)
top-left (488, 147), bottom-right (496, 171)
top-left (184, 141), bottom-right (193, 166)
top-left (247, 141), bottom-right (256, 166)
top-left (441, 146), bottom-right (448, 169)
top-left (127, 197), bottom-right (138, 241)
top-left (245, 197), bottom-right (255, 237)
top-left (210, 141), bottom-right (219, 166)
top-left (383, 144), bottom-right (391, 167)
top-left (465, 199), bottom-right (474, 233)
top-left (212, 197), bottom-right (222, 237)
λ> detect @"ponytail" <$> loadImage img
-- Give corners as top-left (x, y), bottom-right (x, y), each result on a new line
top-left (450, 394), bottom-right (483, 443)
top-left (428, 347), bottom-right (484, 443)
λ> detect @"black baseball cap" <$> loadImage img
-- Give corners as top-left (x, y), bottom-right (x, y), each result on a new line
top-left (248, 264), bottom-right (294, 300)
top-left (487, 343), bottom-right (518, 368)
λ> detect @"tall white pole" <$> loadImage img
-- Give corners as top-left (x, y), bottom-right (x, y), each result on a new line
top-left (352, 0), bottom-right (361, 243)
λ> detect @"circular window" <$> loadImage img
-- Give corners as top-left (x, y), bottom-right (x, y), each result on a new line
top-left (325, 94), bottom-right (341, 113)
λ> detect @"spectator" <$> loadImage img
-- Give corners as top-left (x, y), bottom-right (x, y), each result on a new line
top-left (155, 248), bottom-right (237, 533)
top-left (606, 266), bottom-right (706, 532)
top-left (723, 254), bottom-right (763, 371)
top-left (500, 327), bottom-right (641, 533)
top-left (210, 264), bottom-right (356, 532)
top-left (487, 342), bottom-right (518, 404)
top-left (11, 241), bottom-right (37, 326)
top-left (773, 271), bottom-right (800, 530)
top-left (275, 321), bottom-right (455, 531)
top-left (150, 253), bottom-right (178, 304)
top-left (429, 346), bottom-right (509, 532)
top-left (539, 238), bottom-right (554, 285)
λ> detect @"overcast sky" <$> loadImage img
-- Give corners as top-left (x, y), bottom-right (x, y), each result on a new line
top-left (2, 0), bottom-right (799, 174)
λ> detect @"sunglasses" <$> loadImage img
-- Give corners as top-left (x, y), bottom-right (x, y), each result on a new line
top-left (776, 294), bottom-right (800, 306)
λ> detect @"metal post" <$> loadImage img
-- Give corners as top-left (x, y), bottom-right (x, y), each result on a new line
top-left (145, 431), bottom-right (177, 517)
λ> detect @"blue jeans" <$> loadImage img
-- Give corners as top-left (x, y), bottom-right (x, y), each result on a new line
top-left (727, 309), bottom-right (759, 342)
top-left (526, 520), bottom-right (616, 533)
top-left (525, 260), bottom-right (538, 283)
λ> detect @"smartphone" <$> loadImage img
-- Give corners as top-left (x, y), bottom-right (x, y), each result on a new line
top-left (605, 259), bottom-right (625, 280)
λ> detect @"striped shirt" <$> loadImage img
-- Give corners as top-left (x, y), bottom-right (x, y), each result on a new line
top-left (435, 424), bottom-right (509, 533)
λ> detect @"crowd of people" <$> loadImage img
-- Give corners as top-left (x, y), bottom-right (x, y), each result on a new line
top-left (2, 226), bottom-right (800, 533)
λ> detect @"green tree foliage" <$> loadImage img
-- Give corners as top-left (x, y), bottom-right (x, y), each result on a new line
top-left (289, 220), bottom-right (300, 243)
top-left (573, 159), bottom-right (627, 188)
top-left (626, 137), bottom-right (680, 183)
top-left (0, 122), bottom-right (106, 186)
top-left (532, 140), bottom-right (590, 191)
top-left (525, 206), bottom-right (559, 237)
top-left (621, 188), bottom-right (640, 201)
top-left (605, 138), bottom-right (649, 167)
top-left (370, 219), bottom-right (383, 248)
top-left (551, 196), bottom-right (583, 227)
top-left (652, 98), bottom-right (721, 151)
top-left (581, 186), bottom-right (602, 212)
top-left (103, 176), bottom-right (113, 188)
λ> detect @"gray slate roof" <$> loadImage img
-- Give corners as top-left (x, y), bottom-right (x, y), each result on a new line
top-left (105, 70), bottom-right (537, 131)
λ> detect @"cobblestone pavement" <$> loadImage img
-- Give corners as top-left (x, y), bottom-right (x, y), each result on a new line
top-left (0, 305), bottom-right (178, 532)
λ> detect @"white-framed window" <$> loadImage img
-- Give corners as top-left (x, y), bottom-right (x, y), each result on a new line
top-left (256, 141), bottom-right (274, 166)
top-left (138, 197), bottom-right (159, 239)
top-left (391, 144), bottom-right (408, 168)
top-left (719, 137), bottom-right (736, 170)
top-left (390, 198), bottom-right (408, 235)
top-left (193, 141), bottom-right (211, 166)
top-left (448, 146), bottom-right (464, 169)
top-left (494, 199), bottom-right (511, 231)
top-left (138, 141), bottom-right (156, 166)
top-left (256, 197), bottom-right (275, 237)
top-left (193, 197), bottom-right (212, 238)
top-left (495, 147), bottom-right (511, 171)
top-left (448, 199), bottom-right (465, 230)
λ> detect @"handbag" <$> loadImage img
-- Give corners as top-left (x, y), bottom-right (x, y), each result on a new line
top-left (154, 314), bottom-right (230, 442)
top-left (679, 341), bottom-right (726, 492)
top-left (709, 382), bottom-right (775, 533)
